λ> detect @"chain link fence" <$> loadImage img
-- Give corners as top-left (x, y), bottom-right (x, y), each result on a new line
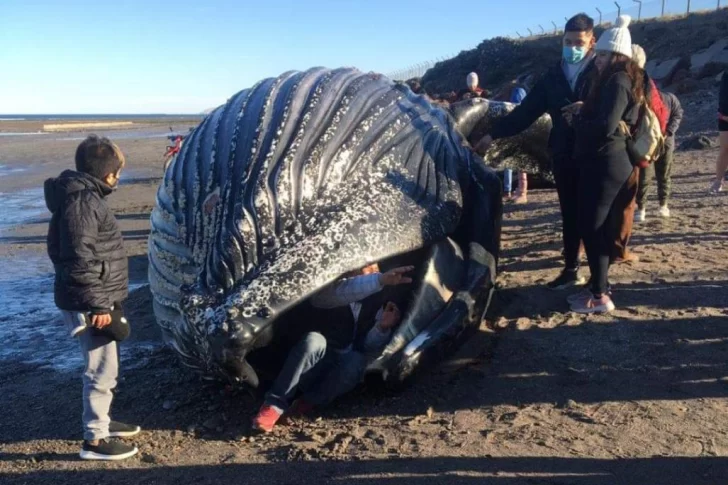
top-left (387, 0), bottom-right (727, 81)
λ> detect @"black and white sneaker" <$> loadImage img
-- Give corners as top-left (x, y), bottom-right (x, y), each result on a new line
top-left (109, 421), bottom-right (141, 438)
top-left (80, 439), bottom-right (138, 461)
top-left (546, 269), bottom-right (586, 290)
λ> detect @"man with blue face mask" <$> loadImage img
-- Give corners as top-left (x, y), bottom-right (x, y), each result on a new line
top-left (476, 13), bottom-right (597, 291)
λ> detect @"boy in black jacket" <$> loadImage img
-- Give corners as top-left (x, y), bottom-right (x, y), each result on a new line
top-left (44, 135), bottom-right (140, 461)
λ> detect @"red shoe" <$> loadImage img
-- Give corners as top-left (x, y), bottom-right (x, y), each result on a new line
top-left (288, 398), bottom-right (315, 417)
top-left (252, 405), bottom-right (283, 433)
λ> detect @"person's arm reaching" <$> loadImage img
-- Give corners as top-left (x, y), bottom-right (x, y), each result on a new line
top-left (490, 76), bottom-right (549, 140)
top-left (310, 274), bottom-right (382, 309)
top-left (310, 266), bottom-right (414, 309)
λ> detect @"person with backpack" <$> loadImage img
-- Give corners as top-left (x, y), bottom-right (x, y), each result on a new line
top-left (475, 13), bottom-right (599, 291)
top-left (610, 44), bottom-right (668, 261)
top-left (44, 136), bottom-right (140, 460)
top-left (567, 15), bottom-right (652, 313)
top-left (636, 89), bottom-right (683, 221)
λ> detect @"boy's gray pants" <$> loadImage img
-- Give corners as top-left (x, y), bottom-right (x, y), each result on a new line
top-left (61, 311), bottom-right (119, 441)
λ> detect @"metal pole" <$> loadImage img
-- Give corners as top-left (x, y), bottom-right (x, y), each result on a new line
top-left (552, 21), bottom-right (558, 33)
top-left (633, 0), bottom-right (642, 20)
top-left (538, 24), bottom-right (545, 34)
top-left (615, 1), bottom-right (621, 19)
top-left (516, 31), bottom-right (523, 38)
top-left (688, 0), bottom-right (692, 13)
top-left (661, 0), bottom-right (665, 15)
top-left (527, 28), bottom-right (533, 36)
top-left (596, 8), bottom-right (603, 25)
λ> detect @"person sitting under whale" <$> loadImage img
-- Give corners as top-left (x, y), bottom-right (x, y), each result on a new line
top-left (252, 263), bottom-right (414, 433)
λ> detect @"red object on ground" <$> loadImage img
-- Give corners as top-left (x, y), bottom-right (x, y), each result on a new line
top-left (252, 405), bottom-right (282, 433)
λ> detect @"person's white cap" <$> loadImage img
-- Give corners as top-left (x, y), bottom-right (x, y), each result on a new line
top-left (632, 44), bottom-right (646, 68)
top-left (467, 72), bottom-right (479, 88)
top-left (596, 15), bottom-right (633, 58)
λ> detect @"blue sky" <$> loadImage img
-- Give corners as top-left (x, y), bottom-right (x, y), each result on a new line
top-left (1, 0), bottom-right (611, 114)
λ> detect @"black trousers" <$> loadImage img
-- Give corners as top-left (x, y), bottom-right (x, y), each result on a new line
top-left (578, 157), bottom-right (634, 296)
top-left (553, 163), bottom-right (581, 271)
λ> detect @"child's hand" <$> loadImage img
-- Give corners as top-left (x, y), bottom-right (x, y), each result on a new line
top-left (91, 313), bottom-right (112, 328)
top-left (379, 266), bottom-right (414, 286)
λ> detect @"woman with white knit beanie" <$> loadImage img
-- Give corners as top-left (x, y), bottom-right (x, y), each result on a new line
top-left (567, 15), bottom-right (647, 314)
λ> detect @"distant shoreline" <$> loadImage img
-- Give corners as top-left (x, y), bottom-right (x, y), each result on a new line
top-left (0, 115), bottom-right (204, 134)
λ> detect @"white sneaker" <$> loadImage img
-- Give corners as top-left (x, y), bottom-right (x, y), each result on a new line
top-left (710, 179), bottom-right (723, 193)
top-left (658, 205), bottom-right (670, 218)
top-left (634, 209), bottom-right (646, 223)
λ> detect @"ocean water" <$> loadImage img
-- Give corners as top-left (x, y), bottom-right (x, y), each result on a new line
top-left (0, 114), bottom-right (204, 121)
top-left (0, 168), bottom-right (156, 372)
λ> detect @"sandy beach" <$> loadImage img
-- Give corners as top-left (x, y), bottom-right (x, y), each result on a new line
top-left (0, 104), bottom-right (727, 484)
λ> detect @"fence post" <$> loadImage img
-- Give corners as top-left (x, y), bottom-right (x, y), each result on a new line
top-left (596, 7), bottom-right (603, 25)
top-left (661, 0), bottom-right (666, 15)
top-left (687, 0), bottom-right (691, 13)
top-left (527, 28), bottom-right (533, 36)
top-left (516, 31), bottom-right (523, 37)
top-left (633, 0), bottom-right (642, 20)
top-left (551, 21), bottom-right (558, 33)
top-left (614, 1), bottom-right (621, 19)
top-left (538, 24), bottom-right (545, 34)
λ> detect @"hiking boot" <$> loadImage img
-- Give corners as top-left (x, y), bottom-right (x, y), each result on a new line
top-left (570, 294), bottom-right (616, 314)
top-left (547, 270), bottom-right (586, 290)
top-left (252, 404), bottom-right (283, 433)
top-left (80, 439), bottom-right (138, 461)
top-left (109, 421), bottom-right (141, 438)
top-left (634, 208), bottom-right (646, 222)
top-left (658, 205), bottom-right (671, 218)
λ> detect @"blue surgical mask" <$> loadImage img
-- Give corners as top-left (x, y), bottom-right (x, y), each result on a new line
top-left (563, 46), bottom-right (587, 64)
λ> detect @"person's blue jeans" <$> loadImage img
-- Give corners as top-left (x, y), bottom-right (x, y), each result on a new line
top-left (264, 332), bottom-right (367, 411)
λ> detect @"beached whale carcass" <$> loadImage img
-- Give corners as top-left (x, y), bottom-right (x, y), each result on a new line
top-left (449, 98), bottom-right (553, 182)
top-left (148, 68), bottom-right (502, 387)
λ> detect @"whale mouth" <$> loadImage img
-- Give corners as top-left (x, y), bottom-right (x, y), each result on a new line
top-left (228, 237), bottom-right (493, 387)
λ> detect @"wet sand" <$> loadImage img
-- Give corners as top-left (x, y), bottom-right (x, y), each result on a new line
top-left (1, 111), bottom-right (727, 484)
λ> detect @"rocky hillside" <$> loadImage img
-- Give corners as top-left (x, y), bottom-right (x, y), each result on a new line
top-left (421, 8), bottom-right (728, 95)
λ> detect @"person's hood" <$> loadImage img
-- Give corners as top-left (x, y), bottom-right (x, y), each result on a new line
top-left (44, 170), bottom-right (112, 214)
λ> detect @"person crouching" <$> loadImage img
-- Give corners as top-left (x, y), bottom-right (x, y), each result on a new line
top-left (252, 264), bottom-right (414, 433)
